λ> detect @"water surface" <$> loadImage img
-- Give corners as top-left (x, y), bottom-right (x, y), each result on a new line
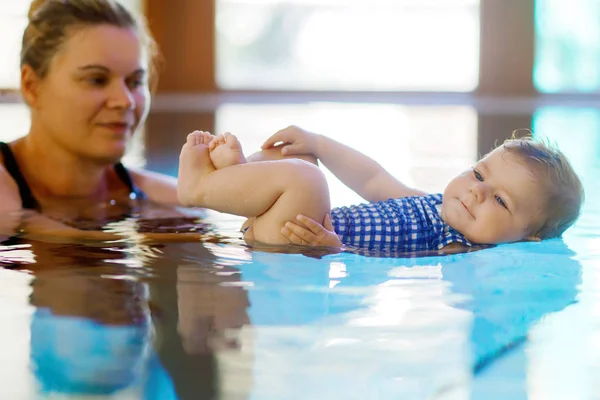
top-left (0, 102), bottom-right (598, 399)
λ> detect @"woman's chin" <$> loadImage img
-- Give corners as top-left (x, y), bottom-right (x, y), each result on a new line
top-left (92, 150), bottom-right (126, 165)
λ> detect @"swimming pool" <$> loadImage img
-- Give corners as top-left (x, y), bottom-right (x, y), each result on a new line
top-left (0, 103), bottom-right (598, 399)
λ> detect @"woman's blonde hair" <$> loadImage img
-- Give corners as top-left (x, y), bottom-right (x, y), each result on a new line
top-left (22, 0), bottom-right (160, 90)
top-left (502, 132), bottom-right (584, 239)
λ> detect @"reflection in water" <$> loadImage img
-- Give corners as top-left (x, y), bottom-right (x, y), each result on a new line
top-left (23, 243), bottom-right (154, 396)
top-left (229, 239), bottom-right (580, 399)
top-left (148, 243), bottom-right (251, 400)
top-left (444, 240), bottom-right (581, 371)
top-left (237, 251), bottom-right (472, 399)
top-left (0, 238), bottom-right (252, 399)
top-left (526, 107), bottom-right (600, 399)
top-left (30, 309), bottom-right (150, 395)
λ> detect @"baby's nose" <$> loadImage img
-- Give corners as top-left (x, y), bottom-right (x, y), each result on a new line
top-left (471, 182), bottom-right (490, 202)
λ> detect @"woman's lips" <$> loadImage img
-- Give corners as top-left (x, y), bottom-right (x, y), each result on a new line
top-left (99, 122), bottom-right (131, 134)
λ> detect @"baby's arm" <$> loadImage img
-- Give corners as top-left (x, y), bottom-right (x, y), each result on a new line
top-left (263, 126), bottom-right (425, 202)
top-left (282, 213), bottom-right (342, 248)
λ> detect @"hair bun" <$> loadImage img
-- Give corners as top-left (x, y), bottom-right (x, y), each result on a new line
top-left (28, 0), bottom-right (49, 20)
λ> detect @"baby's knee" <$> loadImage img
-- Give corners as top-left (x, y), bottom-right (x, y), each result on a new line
top-left (250, 160), bottom-right (330, 245)
top-left (283, 160), bottom-right (330, 218)
top-left (283, 159), bottom-right (328, 193)
top-left (247, 147), bottom-right (319, 166)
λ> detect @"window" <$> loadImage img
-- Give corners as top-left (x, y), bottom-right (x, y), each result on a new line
top-left (216, 0), bottom-right (480, 91)
top-left (0, 1), bottom-right (28, 89)
top-left (534, 0), bottom-right (600, 93)
top-left (533, 107), bottom-right (600, 182)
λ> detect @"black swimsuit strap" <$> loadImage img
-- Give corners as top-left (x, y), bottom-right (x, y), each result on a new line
top-left (114, 162), bottom-right (145, 200)
top-left (0, 142), bottom-right (145, 209)
top-left (0, 142), bottom-right (39, 210)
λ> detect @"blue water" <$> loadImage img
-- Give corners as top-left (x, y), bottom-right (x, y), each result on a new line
top-left (0, 106), bottom-right (598, 399)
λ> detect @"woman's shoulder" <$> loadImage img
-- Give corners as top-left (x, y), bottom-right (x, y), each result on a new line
top-left (127, 166), bottom-right (180, 206)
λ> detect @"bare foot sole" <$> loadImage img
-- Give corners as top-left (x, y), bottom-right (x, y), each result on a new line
top-left (209, 132), bottom-right (248, 169)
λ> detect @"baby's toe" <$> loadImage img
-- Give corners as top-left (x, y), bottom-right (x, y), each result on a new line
top-left (187, 130), bottom-right (204, 146)
top-left (200, 131), bottom-right (213, 145)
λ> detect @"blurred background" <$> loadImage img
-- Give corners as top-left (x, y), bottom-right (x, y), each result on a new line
top-left (1, 0), bottom-right (599, 206)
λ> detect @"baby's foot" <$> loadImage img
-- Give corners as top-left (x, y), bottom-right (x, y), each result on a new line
top-left (177, 130), bottom-right (215, 206)
top-left (208, 132), bottom-right (247, 170)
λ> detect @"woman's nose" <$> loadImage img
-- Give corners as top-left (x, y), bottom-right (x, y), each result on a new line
top-left (107, 81), bottom-right (135, 110)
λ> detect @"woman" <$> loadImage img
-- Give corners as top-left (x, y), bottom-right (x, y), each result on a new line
top-left (0, 0), bottom-right (196, 242)
top-left (0, 0), bottom-right (320, 246)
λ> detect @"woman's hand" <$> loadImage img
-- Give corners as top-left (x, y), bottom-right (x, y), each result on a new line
top-left (282, 214), bottom-right (342, 248)
top-left (261, 126), bottom-right (320, 157)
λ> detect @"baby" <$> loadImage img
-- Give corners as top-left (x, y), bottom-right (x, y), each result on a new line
top-left (177, 126), bottom-right (584, 252)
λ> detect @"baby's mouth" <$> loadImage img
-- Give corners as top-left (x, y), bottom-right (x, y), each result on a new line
top-left (461, 201), bottom-right (475, 218)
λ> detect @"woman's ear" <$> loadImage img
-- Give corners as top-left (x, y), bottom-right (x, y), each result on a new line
top-left (20, 65), bottom-right (41, 108)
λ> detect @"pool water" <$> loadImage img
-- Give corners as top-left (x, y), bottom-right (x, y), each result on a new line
top-left (0, 104), bottom-right (598, 399)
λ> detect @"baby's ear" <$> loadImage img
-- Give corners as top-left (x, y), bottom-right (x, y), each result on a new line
top-left (523, 235), bottom-right (542, 242)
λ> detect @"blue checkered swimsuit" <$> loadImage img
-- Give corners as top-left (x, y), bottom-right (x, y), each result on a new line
top-left (329, 193), bottom-right (474, 252)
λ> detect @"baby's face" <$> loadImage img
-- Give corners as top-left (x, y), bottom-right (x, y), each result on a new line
top-left (441, 147), bottom-right (544, 244)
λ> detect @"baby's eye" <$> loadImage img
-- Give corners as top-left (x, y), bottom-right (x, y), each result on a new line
top-left (473, 169), bottom-right (483, 181)
top-left (495, 195), bottom-right (507, 209)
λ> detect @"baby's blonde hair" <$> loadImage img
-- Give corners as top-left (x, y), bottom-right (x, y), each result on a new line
top-left (501, 132), bottom-right (584, 239)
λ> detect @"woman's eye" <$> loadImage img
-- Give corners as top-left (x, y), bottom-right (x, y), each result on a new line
top-left (127, 78), bottom-right (145, 89)
top-left (473, 170), bottom-right (483, 181)
top-left (495, 195), bottom-right (507, 209)
top-left (87, 76), bottom-right (107, 86)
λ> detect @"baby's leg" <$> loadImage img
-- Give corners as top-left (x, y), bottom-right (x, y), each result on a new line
top-left (246, 145), bottom-right (318, 166)
top-left (242, 139), bottom-right (318, 234)
top-left (177, 132), bottom-right (330, 245)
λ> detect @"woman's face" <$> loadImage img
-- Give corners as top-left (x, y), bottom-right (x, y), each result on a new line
top-left (29, 25), bottom-right (150, 164)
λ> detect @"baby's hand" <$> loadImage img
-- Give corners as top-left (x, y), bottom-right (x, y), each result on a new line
top-left (261, 125), bottom-right (320, 157)
top-left (282, 214), bottom-right (342, 248)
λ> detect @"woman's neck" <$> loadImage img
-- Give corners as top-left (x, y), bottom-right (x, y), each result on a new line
top-left (16, 132), bottom-right (110, 199)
